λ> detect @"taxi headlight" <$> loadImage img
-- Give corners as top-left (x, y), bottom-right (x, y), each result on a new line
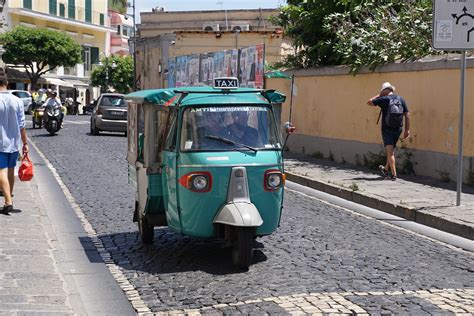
top-left (264, 170), bottom-right (285, 191)
top-left (179, 172), bottom-right (212, 193)
top-left (267, 174), bottom-right (281, 187)
top-left (192, 175), bottom-right (208, 191)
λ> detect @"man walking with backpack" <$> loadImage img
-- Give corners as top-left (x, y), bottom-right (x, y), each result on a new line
top-left (367, 82), bottom-right (410, 180)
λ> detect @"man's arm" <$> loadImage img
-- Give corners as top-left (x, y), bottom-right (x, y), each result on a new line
top-left (403, 112), bottom-right (410, 139)
top-left (15, 97), bottom-right (28, 154)
top-left (367, 94), bottom-right (381, 106)
top-left (21, 128), bottom-right (28, 154)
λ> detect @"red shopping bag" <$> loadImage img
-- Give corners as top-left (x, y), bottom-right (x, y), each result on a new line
top-left (18, 154), bottom-right (34, 181)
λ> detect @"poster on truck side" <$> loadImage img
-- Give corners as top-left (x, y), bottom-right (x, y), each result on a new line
top-left (167, 60), bottom-right (176, 88)
top-left (167, 43), bottom-right (265, 88)
top-left (175, 56), bottom-right (188, 87)
top-left (224, 49), bottom-right (239, 78)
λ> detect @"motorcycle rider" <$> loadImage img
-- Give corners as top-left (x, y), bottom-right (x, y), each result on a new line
top-left (44, 90), bottom-right (64, 127)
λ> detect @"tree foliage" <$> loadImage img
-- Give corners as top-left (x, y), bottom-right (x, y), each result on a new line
top-left (273, 0), bottom-right (435, 72)
top-left (108, 0), bottom-right (128, 14)
top-left (0, 26), bottom-right (82, 88)
top-left (91, 55), bottom-right (134, 94)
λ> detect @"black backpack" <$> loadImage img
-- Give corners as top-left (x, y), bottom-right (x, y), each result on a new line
top-left (384, 96), bottom-right (404, 128)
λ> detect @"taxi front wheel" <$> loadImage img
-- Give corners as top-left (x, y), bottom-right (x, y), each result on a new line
top-left (232, 227), bottom-right (255, 269)
top-left (138, 215), bottom-right (154, 244)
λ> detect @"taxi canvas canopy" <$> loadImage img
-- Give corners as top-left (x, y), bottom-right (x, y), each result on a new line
top-left (125, 87), bottom-right (286, 107)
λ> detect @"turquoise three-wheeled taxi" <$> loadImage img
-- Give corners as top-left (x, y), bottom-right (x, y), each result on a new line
top-left (126, 78), bottom-right (288, 268)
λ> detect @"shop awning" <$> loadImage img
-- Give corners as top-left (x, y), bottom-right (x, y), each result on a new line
top-left (67, 79), bottom-right (90, 88)
top-left (45, 77), bottom-right (74, 87)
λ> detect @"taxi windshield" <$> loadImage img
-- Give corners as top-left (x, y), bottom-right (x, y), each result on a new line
top-left (181, 106), bottom-right (281, 151)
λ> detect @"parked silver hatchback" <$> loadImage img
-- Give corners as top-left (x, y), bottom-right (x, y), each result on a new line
top-left (0, 90), bottom-right (33, 114)
top-left (90, 93), bottom-right (127, 135)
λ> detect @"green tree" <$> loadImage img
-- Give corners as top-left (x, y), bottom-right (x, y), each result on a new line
top-left (324, 1), bottom-right (434, 73)
top-left (0, 26), bottom-right (82, 89)
top-left (90, 55), bottom-right (133, 94)
top-left (273, 0), bottom-right (434, 72)
top-left (108, 0), bottom-right (128, 14)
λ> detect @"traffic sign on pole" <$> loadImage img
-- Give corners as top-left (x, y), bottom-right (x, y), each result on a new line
top-left (433, 0), bottom-right (473, 206)
top-left (433, 0), bottom-right (474, 50)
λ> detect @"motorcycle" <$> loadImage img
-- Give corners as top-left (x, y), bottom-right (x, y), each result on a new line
top-left (43, 103), bottom-right (63, 135)
top-left (31, 101), bottom-right (45, 129)
top-left (63, 98), bottom-right (81, 115)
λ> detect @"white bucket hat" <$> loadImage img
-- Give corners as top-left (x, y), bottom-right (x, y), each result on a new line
top-left (380, 82), bottom-right (395, 93)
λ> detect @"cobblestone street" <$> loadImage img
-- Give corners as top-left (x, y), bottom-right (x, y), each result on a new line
top-left (25, 116), bottom-right (474, 315)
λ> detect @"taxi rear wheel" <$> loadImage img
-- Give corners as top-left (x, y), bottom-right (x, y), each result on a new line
top-left (232, 227), bottom-right (254, 269)
top-left (138, 215), bottom-right (154, 244)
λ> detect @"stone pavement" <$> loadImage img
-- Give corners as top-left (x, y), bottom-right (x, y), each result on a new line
top-left (0, 150), bottom-right (135, 315)
top-left (284, 153), bottom-right (474, 241)
top-left (0, 179), bottom-right (74, 314)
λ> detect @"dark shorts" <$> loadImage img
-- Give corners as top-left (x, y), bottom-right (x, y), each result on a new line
top-left (0, 152), bottom-right (19, 169)
top-left (382, 129), bottom-right (402, 147)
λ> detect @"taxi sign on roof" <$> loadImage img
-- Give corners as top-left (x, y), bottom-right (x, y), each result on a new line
top-left (214, 77), bottom-right (239, 89)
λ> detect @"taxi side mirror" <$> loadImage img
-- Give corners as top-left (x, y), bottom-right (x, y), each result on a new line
top-left (284, 121), bottom-right (296, 135)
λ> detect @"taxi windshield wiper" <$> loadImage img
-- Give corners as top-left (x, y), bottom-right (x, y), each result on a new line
top-left (205, 135), bottom-right (257, 153)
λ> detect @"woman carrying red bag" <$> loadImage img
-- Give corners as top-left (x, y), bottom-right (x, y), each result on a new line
top-left (0, 68), bottom-right (28, 215)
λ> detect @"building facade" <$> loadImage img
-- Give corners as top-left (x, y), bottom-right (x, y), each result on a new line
top-left (109, 9), bottom-right (133, 56)
top-left (136, 8), bottom-right (292, 89)
top-left (139, 8), bottom-right (282, 37)
top-left (4, 0), bottom-right (111, 108)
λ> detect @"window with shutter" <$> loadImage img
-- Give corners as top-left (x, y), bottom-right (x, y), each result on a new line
top-left (68, 0), bottom-right (75, 19)
top-left (91, 47), bottom-right (99, 65)
top-left (85, 0), bottom-right (92, 23)
top-left (49, 0), bottom-right (57, 15)
top-left (23, 0), bottom-right (32, 9)
top-left (59, 3), bottom-right (65, 17)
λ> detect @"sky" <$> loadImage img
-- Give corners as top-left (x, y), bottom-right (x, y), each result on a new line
top-left (134, 0), bottom-right (286, 22)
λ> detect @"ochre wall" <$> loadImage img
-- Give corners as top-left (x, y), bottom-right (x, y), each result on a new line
top-left (269, 63), bottom-right (474, 157)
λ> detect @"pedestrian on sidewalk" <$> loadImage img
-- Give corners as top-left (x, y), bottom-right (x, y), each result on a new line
top-left (367, 82), bottom-right (410, 180)
top-left (0, 68), bottom-right (28, 214)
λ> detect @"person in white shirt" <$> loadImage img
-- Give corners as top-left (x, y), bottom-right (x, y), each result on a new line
top-left (0, 69), bottom-right (28, 215)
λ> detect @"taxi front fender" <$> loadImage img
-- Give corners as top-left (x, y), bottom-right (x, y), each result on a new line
top-left (213, 202), bottom-right (263, 227)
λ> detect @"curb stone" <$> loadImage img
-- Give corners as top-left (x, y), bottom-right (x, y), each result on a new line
top-left (286, 172), bottom-right (474, 240)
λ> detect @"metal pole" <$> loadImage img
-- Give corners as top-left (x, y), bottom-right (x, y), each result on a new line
top-left (289, 74), bottom-right (295, 121)
top-left (456, 51), bottom-right (466, 206)
top-left (132, 0), bottom-right (137, 91)
top-left (105, 57), bottom-right (108, 92)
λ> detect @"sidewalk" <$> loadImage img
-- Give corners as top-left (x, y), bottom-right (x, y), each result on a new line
top-left (284, 153), bottom-right (474, 241)
top-left (0, 148), bottom-right (135, 315)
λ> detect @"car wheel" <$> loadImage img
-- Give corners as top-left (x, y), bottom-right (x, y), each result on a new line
top-left (91, 121), bottom-right (99, 135)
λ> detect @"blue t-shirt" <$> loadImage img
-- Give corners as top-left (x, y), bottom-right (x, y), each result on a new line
top-left (0, 93), bottom-right (25, 153)
top-left (373, 94), bottom-right (409, 131)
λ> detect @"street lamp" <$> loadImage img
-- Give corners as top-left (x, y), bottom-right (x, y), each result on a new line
top-left (126, 0), bottom-right (137, 91)
top-left (99, 56), bottom-right (117, 92)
